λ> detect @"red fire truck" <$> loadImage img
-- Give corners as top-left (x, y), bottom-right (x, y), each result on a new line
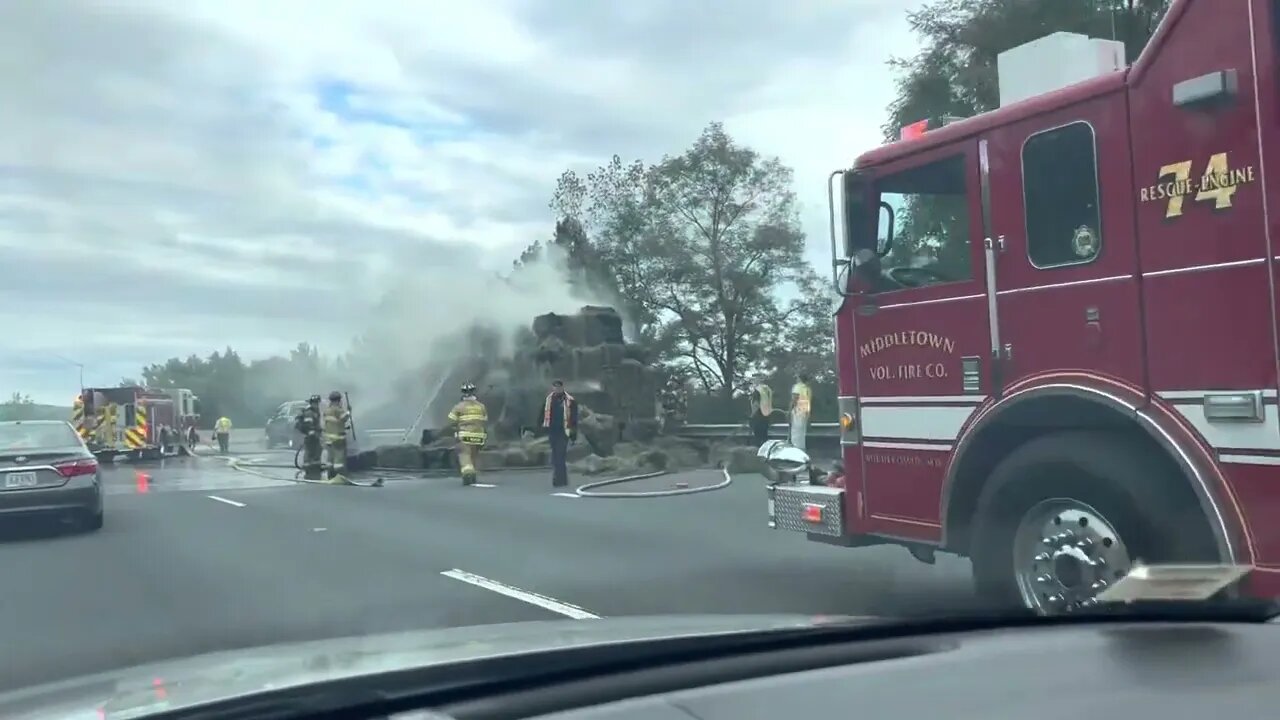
top-left (74, 386), bottom-right (199, 460)
top-left (767, 0), bottom-right (1280, 613)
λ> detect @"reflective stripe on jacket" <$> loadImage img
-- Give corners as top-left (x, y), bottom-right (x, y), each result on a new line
top-left (322, 406), bottom-right (350, 442)
top-left (449, 398), bottom-right (488, 445)
top-left (543, 392), bottom-right (575, 433)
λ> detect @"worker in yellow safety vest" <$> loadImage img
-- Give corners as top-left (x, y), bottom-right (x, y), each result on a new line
top-left (322, 391), bottom-right (352, 484)
top-left (214, 416), bottom-right (232, 453)
top-left (789, 372), bottom-right (812, 452)
top-left (447, 383), bottom-right (488, 486)
top-left (747, 376), bottom-right (774, 447)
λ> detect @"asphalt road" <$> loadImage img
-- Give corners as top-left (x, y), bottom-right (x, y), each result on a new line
top-left (0, 427), bottom-right (978, 693)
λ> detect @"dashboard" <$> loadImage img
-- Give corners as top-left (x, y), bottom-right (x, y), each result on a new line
top-left (429, 620), bottom-right (1280, 720)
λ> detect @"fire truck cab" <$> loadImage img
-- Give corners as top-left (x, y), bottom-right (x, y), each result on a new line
top-left (769, 0), bottom-right (1280, 613)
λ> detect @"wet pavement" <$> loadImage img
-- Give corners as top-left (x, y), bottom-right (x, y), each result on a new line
top-left (0, 427), bottom-right (979, 693)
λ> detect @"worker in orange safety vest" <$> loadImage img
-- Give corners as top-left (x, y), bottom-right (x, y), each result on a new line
top-left (541, 379), bottom-right (579, 488)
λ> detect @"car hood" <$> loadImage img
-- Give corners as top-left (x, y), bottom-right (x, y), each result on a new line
top-left (0, 614), bottom-right (876, 719)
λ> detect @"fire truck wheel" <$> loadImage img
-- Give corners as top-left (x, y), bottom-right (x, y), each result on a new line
top-left (969, 430), bottom-right (1218, 614)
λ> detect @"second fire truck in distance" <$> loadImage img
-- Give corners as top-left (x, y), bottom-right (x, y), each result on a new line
top-left (768, 0), bottom-right (1280, 613)
top-left (73, 386), bottom-right (199, 461)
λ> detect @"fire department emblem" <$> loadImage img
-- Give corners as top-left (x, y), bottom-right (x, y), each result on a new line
top-left (1072, 225), bottom-right (1099, 258)
top-left (13, 456), bottom-right (25, 464)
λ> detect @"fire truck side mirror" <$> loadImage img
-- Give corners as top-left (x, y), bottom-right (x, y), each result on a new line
top-left (876, 200), bottom-right (895, 256)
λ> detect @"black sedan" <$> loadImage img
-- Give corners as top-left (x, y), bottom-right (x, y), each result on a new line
top-left (265, 400), bottom-right (308, 449)
top-left (0, 420), bottom-right (103, 531)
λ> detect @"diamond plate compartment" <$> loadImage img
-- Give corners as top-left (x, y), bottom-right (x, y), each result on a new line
top-left (768, 484), bottom-right (845, 536)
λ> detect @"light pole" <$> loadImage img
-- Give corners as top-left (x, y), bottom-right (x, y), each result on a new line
top-left (51, 354), bottom-right (85, 392)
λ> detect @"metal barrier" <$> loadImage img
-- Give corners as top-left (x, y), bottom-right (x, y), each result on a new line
top-left (675, 422), bottom-right (840, 439)
top-left (360, 423), bottom-right (839, 444)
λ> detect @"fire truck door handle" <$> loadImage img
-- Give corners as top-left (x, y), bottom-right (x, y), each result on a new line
top-left (1002, 343), bottom-right (1012, 361)
top-left (1085, 307), bottom-right (1102, 350)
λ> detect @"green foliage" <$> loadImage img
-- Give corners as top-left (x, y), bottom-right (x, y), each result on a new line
top-left (550, 122), bottom-right (834, 395)
top-left (0, 393), bottom-right (68, 422)
top-left (137, 342), bottom-right (347, 428)
top-left (512, 217), bottom-right (621, 303)
top-left (883, 0), bottom-right (1171, 142)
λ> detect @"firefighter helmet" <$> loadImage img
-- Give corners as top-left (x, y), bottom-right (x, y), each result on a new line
top-left (460, 382), bottom-right (477, 395)
top-left (308, 394), bottom-right (321, 404)
top-left (328, 390), bottom-right (343, 402)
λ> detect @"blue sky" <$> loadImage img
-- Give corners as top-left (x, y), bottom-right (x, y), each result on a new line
top-left (0, 0), bottom-right (925, 404)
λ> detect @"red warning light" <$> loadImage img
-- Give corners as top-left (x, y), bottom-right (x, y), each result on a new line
top-left (802, 504), bottom-right (823, 523)
top-left (900, 119), bottom-right (929, 141)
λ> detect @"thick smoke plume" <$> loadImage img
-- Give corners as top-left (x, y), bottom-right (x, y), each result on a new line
top-left (341, 244), bottom-right (615, 428)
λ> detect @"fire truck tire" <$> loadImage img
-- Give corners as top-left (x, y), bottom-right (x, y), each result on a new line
top-left (969, 430), bottom-right (1218, 612)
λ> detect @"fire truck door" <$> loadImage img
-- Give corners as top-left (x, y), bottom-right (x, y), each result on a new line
top-left (851, 142), bottom-right (992, 539)
top-left (1130, 0), bottom-right (1279, 523)
top-left (979, 97), bottom-right (1145, 392)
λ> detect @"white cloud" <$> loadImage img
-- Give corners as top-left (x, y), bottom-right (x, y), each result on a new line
top-left (1, 0), bottom-right (925, 404)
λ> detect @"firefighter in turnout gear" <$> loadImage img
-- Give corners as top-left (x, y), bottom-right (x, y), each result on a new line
top-left (322, 391), bottom-right (353, 484)
top-left (295, 395), bottom-right (324, 480)
top-left (448, 383), bottom-right (488, 486)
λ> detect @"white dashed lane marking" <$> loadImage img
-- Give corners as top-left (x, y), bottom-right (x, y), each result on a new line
top-left (441, 569), bottom-right (600, 619)
top-left (207, 495), bottom-right (246, 508)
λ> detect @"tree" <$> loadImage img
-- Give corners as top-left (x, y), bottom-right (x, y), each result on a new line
top-left (0, 392), bottom-right (64, 422)
top-left (883, 0), bottom-right (1171, 143)
top-left (761, 274), bottom-right (837, 387)
top-left (511, 218), bottom-right (620, 303)
top-left (136, 344), bottom-right (346, 427)
top-left (550, 123), bottom-right (816, 396)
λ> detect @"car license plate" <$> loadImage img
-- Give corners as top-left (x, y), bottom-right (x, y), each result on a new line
top-left (4, 472), bottom-right (37, 489)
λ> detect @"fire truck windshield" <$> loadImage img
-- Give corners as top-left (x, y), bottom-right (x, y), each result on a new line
top-left (869, 153), bottom-right (973, 291)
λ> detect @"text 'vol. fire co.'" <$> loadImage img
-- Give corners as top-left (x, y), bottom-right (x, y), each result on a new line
top-left (860, 331), bottom-right (956, 383)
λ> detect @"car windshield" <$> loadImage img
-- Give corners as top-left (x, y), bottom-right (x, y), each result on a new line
top-left (3, 0), bottom-right (1268, 713)
top-left (0, 423), bottom-right (80, 451)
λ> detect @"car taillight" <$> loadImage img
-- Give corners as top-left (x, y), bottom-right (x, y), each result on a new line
top-left (55, 458), bottom-right (98, 478)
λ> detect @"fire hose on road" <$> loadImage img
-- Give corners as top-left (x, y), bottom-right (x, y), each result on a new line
top-left (230, 446), bottom-right (733, 497)
top-left (573, 466), bottom-right (732, 498)
top-left (212, 420), bottom-right (796, 495)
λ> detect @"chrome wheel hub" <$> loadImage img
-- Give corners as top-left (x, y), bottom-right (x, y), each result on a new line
top-left (1012, 498), bottom-right (1133, 614)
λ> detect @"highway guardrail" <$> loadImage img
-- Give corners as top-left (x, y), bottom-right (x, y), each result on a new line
top-left (674, 422), bottom-right (840, 439)
top-left (361, 423), bottom-right (840, 444)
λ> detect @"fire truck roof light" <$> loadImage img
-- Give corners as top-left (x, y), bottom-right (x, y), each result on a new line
top-left (900, 119), bottom-right (929, 141)
top-left (899, 116), bottom-right (968, 142)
